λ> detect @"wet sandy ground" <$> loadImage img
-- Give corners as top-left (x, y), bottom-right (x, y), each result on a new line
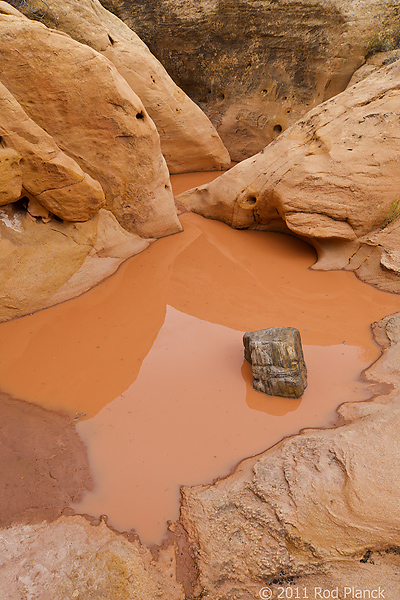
top-left (0, 391), bottom-right (92, 527)
top-left (2, 172), bottom-right (400, 544)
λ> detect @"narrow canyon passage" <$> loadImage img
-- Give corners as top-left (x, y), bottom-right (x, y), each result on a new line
top-left (1, 173), bottom-right (400, 546)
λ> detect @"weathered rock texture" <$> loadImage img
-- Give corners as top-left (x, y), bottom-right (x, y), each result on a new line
top-left (244, 327), bottom-right (307, 398)
top-left (179, 312), bottom-right (400, 599)
top-left (0, 79), bottom-right (105, 221)
top-left (0, 392), bottom-right (92, 527)
top-left (6, 0), bottom-right (230, 174)
top-left (347, 49), bottom-right (400, 88)
top-left (100, 0), bottom-right (400, 160)
top-left (0, 7), bottom-right (181, 238)
top-left (0, 204), bottom-right (149, 322)
top-left (0, 516), bottom-right (185, 600)
top-left (0, 147), bottom-right (21, 206)
top-left (179, 59), bottom-right (400, 291)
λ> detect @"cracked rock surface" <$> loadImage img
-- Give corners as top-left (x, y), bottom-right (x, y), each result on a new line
top-left (0, 516), bottom-right (185, 600)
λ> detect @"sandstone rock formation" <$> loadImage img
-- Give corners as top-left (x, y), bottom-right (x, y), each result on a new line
top-left (6, 0), bottom-right (230, 173)
top-left (0, 516), bottom-right (185, 600)
top-left (0, 148), bottom-right (21, 206)
top-left (179, 312), bottom-right (400, 599)
top-left (179, 59), bottom-right (400, 291)
top-left (0, 80), bottom-right (105, 221)
top-left (0, 205), bottom-right (149, 322)
top-left (101, 0), bottom-right (400, 160)
top-left (347, 49), bottom-right (400, 88)
top-left (0, 7), bottom-right (181, 238)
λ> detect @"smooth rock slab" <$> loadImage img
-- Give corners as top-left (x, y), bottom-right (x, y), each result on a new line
top-left (243, 327), bottom-right (307, 398)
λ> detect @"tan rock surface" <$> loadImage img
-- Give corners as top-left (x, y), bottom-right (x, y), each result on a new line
top-left (0, 204), bottom-right (150, 322)
top-left (0, 516), bottom-right (185, 600)
top-left (179, 312), bottom-right (400, 598)
top-left (10, 0), bottom-right (230, 174)
top-left (0, 147), bottom-right (22, 206)
top-left (101, 0), bottom-right (400, 160)
top-left (347, 50), bottom-right (400, 88)
top-left (0, 9), bottom-right (181, 237)
top-left (179, 60), bottom-right (400, 290)
top-left (0, 80), bottom-right (105, 221)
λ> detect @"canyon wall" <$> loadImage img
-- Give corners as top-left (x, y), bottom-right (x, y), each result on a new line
top-left (5, 0), bottom-right (230, 173)
top-left (179, 58), bottom-right (400, 292)
top-left (101, 0), bottom-right (400, 160)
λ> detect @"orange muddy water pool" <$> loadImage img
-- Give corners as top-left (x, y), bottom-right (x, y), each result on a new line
top-left (2, 172), bottom-right (400, 546)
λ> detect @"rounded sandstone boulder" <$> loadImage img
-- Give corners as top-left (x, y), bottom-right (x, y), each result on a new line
top-left (0, 9), bottom-right (181, 238)
top-left (4, 0), bottom-right (230, 174)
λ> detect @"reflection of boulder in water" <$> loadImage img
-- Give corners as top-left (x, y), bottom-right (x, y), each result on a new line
top-left (244, 327), bottom-right (307, 398)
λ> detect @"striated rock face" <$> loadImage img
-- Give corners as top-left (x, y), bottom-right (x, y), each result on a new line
top-left (346, 49), bottom-right (400, 88)
top-left (180, 313), bottom-right (400, 599)
top-left (6, 0), bottom-right (230, 173)
top-left (100, 0), bottom-right (400, 161)
top-left (0, 8), bottom-right (181, 238)
top-left (244, 327), bottom-right (307, 398)
top-left (179, 60), bottom-right (400, 291)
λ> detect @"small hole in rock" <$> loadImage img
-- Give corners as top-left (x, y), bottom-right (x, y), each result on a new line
top-left (217, 92), bottom-right (225, 102)
top-left (136, 112), bottom-right (145, 120)
top-left (273, 124), bottom-right (283, 134)
top-left (108, 34), bottom-right (115, 45)
top-left (246, 196), bottom-right (257, 206)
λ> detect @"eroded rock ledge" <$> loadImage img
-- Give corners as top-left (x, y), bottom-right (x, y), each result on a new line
top-left (179, 59), bottom-right (400, 292)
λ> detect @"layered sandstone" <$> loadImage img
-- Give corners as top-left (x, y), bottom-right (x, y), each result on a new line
top-left (179, 59), bottom-right (400, 291)
top-left (101, 0), bottom-right (400, 160)
top-left (5, 0), bottom-right (230, 173)
top-left (0, 7), bottom-right (181, 238)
